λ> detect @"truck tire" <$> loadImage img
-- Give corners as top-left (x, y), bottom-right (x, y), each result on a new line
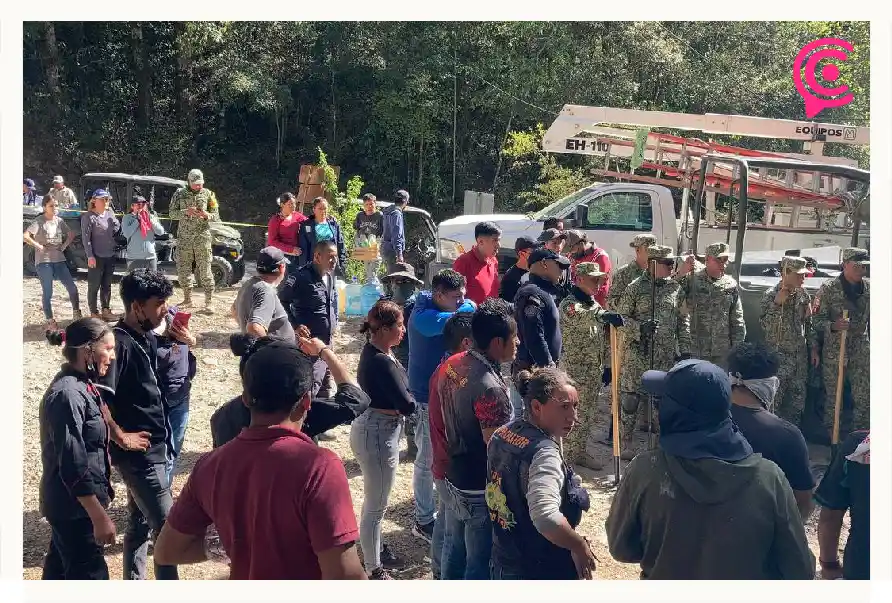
top-left (231, 258), bottom-right (246, 285)
top-left (211, 256), bottom-right (233, 288)
top-left (23, 245), bottom-right (37, 276)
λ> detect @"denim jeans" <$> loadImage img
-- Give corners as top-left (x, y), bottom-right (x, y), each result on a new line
top-left (42, 517), bottom-right (109, 580)
top-left (440, 478), bottom-right (492, 580)
top-left (86, 256), bottom-right (115, 313)
top-left (36, 261), bottom-right (80, 320)
top-left (509, 385), bottom-right (524, 420)
top-left (127, 258), bottom-right (158, 272)
top-left (412, 404), bottom-right (437, 526)
top-left (350, 409), bottom-right (403, 573)
top-left (431, 478), bottom-right (448, 579)
top-left (165, 400), bottom-right (190, 487)
top-left (115, 458), bottom-right (179, 580)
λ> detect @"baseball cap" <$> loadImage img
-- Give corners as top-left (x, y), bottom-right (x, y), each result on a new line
top-left (564, 230), bottom-right (587, 247)
top-left (647, 245), bottom-right (676, 263)
top-left (91, 188), bottom-right (110, 199)
top-left (642, 359), bottom-right (732, 423)
top-left (538, 228), bottom-right (568, 244)
top-left (243, 341), bottom-right (315, 413)
top-left (188, 169), bottom-right (205, 185)
top-left (53, 175), bottom-right (64, 184)
top-left (529, 247), bottom-right (571, 267)
top-left (257, 246), bottom-right (290, 273)
top-left (842, 247), bottom-right (870, 265)
top-left (781, 256), bottom-right (809, 275)
top-left (706, 242), bottom-right (731, 258)
top-left (24, 178), bottom-right (36, 190)
top-left (630, 234), bottom-right (658, 248)
top-left (576, 262), bottom-right (606, 278)
top-left (381, 262), bottom-right (423, 285)
top-left (514, 235), bottom-right (537, 254)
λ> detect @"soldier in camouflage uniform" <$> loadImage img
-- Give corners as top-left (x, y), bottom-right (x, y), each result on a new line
top-left (615, 246), bottom-right (692, 460)
top-left (606, 234), bottom-right (657, 311)
top-left (759, 256), bottom-right (817, 426)
top-left (678, 242), bottom-right (746, 369)
top-left (813, 247), bottom-right (870, 435)
top-left (169, 169), bottom-right (221, 312)
top-left (558, 262), bottom-right (625, 470)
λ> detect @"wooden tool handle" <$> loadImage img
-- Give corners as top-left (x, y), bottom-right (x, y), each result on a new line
top-left (610, 325), bottom-right (621, 458)
top-left (831, 310), bottom-right (849, 446)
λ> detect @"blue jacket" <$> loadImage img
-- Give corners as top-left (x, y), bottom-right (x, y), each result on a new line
top-left (298, 217), bottom-right (347, 268)
top-left (407, 291), bottom-right (476, 404)
top-left (380, 205), bottom-right (405, 257)
top-left (279, 263), bottom-right (337, 344)
top-left (121, 212), bottom-right (165, 260)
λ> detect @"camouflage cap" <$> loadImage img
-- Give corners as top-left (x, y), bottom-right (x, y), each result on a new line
top-left (630, 234), bottom-right (658, 248)
top-left (187, 169), bottom-right (205, 185)
top-left (706, 242), bottom-right (731, 258)
top-left (842, 247), bottom-right (870, 265)
top-left (564, 229), bottom-right (587, 247)
top-left (575, 262), bottom-right (606, 278)
top-left (781, 256), bottom-right (809, 275)
top-left (647, 245), bottom-right (675, 261)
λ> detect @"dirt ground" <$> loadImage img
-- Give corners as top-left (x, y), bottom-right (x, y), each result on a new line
top-left (22, 274), bottom-right (844, 580)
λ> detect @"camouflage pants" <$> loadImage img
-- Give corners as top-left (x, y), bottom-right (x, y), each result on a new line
top-left (822, 354), bottom-right (870, 435)
top-left (774, 349), bottom-right (808, 427)
top-left (620, 392), bottom-right (658, 440)
top-left (564, 379), bottom-right (603, 463)
top-left (177, 240), bottom-right (214, 296)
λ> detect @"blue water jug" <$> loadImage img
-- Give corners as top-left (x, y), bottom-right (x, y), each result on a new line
top-left (346, 277), bottom-right (363, 317)
top-left (360, 279), bottom-right (383, 316)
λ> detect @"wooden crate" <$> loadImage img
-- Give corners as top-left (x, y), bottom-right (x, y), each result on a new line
top-left (351, 246), bottom-right (379, 262)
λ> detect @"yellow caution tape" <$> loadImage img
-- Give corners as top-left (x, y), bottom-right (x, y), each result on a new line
top-left (30, 205), bottom-right (270, 229)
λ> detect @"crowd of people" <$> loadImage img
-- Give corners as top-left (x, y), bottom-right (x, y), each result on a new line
top-left (33, 182), bottom-right (870, 581)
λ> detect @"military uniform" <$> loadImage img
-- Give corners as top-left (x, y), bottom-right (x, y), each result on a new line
top-left (678, 242), bottom-right (746, 369)
top-left (605, 234), bottom-right (657, 311)
top-left (615, 246), bottom-right (692, 459)
top-left (169, 169), bottom-right (220, 309)
top-left (558, 263), bottom-right (624, 469)
top-left (813, 248), bottom-right (870, 434)
top-left (49, 185), bottom-right (78, 209)
top-left (759, 257), bottom-right (815, 425)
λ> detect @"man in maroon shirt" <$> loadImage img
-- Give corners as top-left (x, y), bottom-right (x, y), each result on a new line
top-left (428, 312), bottom-right (475, 579)
top-left (154, 338), bottom-right (366, 580)
top-left (452, 221), bottom-right (501, 305)
top-left (565, 230), bottom-right (612, 306)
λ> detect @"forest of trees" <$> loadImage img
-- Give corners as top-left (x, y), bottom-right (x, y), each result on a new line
top-left (23, 21), bottom-right (869, 227)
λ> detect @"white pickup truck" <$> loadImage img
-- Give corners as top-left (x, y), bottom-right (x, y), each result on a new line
top-left (433, 182), bottom-right (865, 272)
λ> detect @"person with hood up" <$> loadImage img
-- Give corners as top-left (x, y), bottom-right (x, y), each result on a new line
top-left (380, 190), bottom-right (409, 272)
top-left (605, 358), bottom-right (815, 580)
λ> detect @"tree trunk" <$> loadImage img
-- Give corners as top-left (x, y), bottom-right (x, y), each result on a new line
top-left (130, 23), bottom-right (153, 128)
top-left (329, 63), bottom-right (337, 150)
top-left (492, 111), bottom-right (514, 192)
top-left (417, 135), bottom-right (424, 192)
top-left (39, 22), bottom-right (62, 121)
top-left (172, 22), bottom-right (192, 119)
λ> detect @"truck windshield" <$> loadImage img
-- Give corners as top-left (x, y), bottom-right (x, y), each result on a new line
top-left (531, 184), bottom-right (599, 220)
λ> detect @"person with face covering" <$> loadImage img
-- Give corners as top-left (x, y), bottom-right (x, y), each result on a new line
top-left (100, 269), bottom-right (179, 580)
top-left (122, 195), bottom-right (166, 272)
top-left (486, 367), bottom-right (597, 580)
top-left (727, 342), bottom-right (815, 522)
top-left (81, 189), bottom-right (121, 321)
top-left (605, 358), bottom-right (815, 580)
top-left (298, 196), bottom-right (347, 274)
top-left (39, 318), bottom-right (150, 580)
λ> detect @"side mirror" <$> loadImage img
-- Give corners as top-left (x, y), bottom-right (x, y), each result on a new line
top-left (575, 204), bottom-right (588, 226)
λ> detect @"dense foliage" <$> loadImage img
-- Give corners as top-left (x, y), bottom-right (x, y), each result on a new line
top-left (24, 21), bottom-right (869, 231)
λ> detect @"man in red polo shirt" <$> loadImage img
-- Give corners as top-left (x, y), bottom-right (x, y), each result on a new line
top-left (154, 338), bottom-right (366, 580)
top-left (452, 221), bottom-right (501, 304)
top-left (565, 230), bottom-right (611, 306)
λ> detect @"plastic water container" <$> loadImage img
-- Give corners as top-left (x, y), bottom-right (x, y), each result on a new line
top-left (335, 279), bottom-right (347, 316)
top-left (360, 279), bottom-right (383, 316)
top-left (345, 277), bottom-right (363, 317)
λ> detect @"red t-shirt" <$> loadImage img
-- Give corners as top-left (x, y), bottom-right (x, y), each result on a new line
top-left (570, 246), bottom-right (612, 307)
top-left (166, 425), bottom-right (358, 580)
top-left (267, 212), bottom-right (307, 254)
top-left (428, 357), bottom-right (452, 481)
top-left (453, 247), bottom-right (500, 305)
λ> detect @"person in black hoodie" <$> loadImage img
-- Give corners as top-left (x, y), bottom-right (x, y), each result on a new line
top-left (40, 318), bottom-right (150, 580)
top-left (354, 193), bottom-right (384, 284)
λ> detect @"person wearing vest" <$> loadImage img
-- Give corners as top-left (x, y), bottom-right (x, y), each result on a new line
top-left (486, 367), bottom-right (597, 580)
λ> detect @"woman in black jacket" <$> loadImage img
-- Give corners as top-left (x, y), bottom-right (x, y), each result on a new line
top-left (39, 318), bottom-right (148, 580)
top-left (298, 196), bottom-right (347, 272)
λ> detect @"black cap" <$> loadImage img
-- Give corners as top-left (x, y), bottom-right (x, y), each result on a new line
top-left (514, 235), bottom-right (537, 254)
top-left (257, 246), bottom-right (290, 274)
top-left (642, 359), bottom-right (731, 423)
top-left (537, 228), bottom-right (567, 243)
top-left (529, 248), bottom-right (571, 267)
top-left (243, 342), bottom-right (315, 412)
top-left (131, 195), bottom-right (147, 205)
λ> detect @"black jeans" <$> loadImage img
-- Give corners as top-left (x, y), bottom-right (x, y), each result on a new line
top-left (42, 517), bottom-right (109, 580)
top-left (87, 256), bottom-right (115, 313)
top-left (116, 458), bottom-right (179, 580)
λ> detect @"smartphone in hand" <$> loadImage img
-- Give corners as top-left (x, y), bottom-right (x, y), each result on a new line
top-left (173, 311), bottom-right (191, 329)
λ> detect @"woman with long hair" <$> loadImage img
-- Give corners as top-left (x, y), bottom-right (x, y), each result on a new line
top-left (24, 194), bottom-right (82, 329)
top-left (39, 318), bottom-right (148, 579)
top-left (298, 196), bottom-right (346, 272)
top-left (267, 192), bottom-right (307, 277)
top-left (349, 299), bottom-right (417, 579)
top-left (81, 189), bottom-right (121, 321)
top-left (486, 367), bottom-right (597, 580)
